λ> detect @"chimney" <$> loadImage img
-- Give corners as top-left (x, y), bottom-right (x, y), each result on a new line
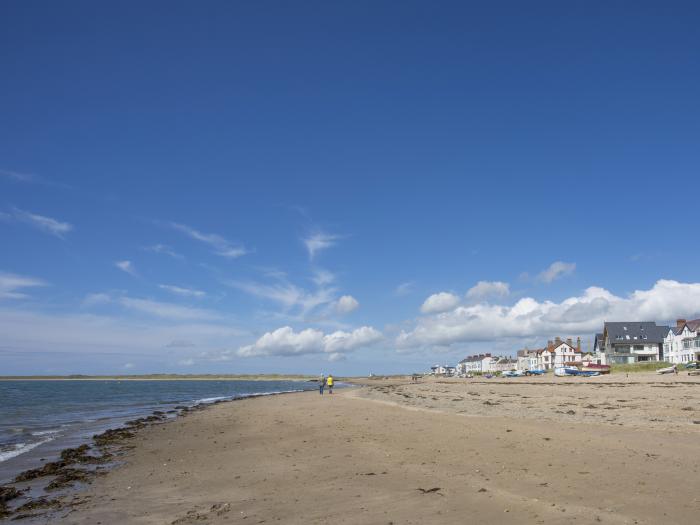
top-left (576, 336), bottom-right (581, 352)
top-left (554, 336), bottom-right (561, 345)
top-left (566, 337), bottom-right (573, 347)
top-left (677, 319), bottom-right (686, 329)
top-left (547, 340), bottom-right (554, 351)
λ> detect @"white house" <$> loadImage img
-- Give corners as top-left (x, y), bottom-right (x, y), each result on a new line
top-left (516, 349), bottom-right (539, 371)
top-left (536, 337), bottom-right (583, 370)
top-left (493, 357), bottom-right (518, 372)
top-left (664, 319), bottom-right (700, 364)
top-left (456, 354), bottom-right (495, 374)
top-left (430, 365), bottom-right (456, 376)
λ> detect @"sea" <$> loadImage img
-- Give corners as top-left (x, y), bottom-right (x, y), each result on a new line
top-left (0, 379), bottom-right (316, 483)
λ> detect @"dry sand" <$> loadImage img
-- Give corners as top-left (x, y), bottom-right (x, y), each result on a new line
top-left (58, 373), bottom-right (699, 524)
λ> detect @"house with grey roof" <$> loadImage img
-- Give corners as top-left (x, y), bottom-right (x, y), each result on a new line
top-left (601, 322), bottom-right (669, 364)
top-left (663, 319), bottom-right (700, 364)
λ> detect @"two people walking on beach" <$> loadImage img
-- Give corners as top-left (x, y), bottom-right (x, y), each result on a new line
top-left (319, 374), bottom-right (334, 395)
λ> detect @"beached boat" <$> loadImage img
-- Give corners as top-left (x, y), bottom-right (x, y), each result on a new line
top-left (656, 365), bottom-right (677, 375)
top-left (582, 363), bottom-right (610, 374)
top-left (554, 367), bottom-right (599, 377)
top-left (554, 366), bottom-right (578, 377)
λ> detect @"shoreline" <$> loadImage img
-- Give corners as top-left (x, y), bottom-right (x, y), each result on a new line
top-left (0, 388), bottom-right (310, 522)
top-left (3, 375), bottom-right (699, 523)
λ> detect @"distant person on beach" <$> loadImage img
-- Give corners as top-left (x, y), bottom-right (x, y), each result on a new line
top-left (326, 375), bottom-right (334, 394)
top-left (319, 375), bottom-right (326, 395)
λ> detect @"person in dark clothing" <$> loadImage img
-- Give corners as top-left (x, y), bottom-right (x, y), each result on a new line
top-left (319, 375), bottom-right (326, 395)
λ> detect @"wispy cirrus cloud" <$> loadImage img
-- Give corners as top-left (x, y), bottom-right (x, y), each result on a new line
top-left (170, 222), bottom-right (248, 259)
top-left (119, 297), bottom-right (220, 320)
top-left (303, 231), bottom-right (341, 260)
top-left (158, 284), bottom-right (206, 298)
top-left (3, 208), bottom-right (73, 238)
top-left (394, 281), bottom-right (415, 296)
top-left (145, 244), bottom-right (183, 260)
top-left (0, 272), bottom-right (46, 299)
top-left (226, 279), bottom-right (336, 316)
top-left (0, 169), bottom-right (36, 183)
top-left (115, 260), bottom-right (138, 276)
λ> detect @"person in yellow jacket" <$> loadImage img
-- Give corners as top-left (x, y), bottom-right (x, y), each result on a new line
top-left (326, 374), bottom-right (334, 394)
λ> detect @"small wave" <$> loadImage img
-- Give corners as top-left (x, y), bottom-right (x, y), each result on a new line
top-left (195, 396), bottom-right (230, 404)
top-left (0, 440), bottom-right (49, 463)
top-left (31, 429), bottom-right (61, 437)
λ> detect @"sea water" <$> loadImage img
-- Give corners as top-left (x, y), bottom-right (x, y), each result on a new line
top-left (0, 379), bottom-right (314, 482)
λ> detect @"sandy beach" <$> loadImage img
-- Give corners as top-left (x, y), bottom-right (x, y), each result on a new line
top-left (14, 373), bottom-right (700, 524)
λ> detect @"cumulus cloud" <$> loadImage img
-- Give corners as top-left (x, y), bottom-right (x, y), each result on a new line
top-left (398, 279), bottom-right (700, 349)
top-left (335, 295), bottom-right (359, 315)
top-left (303, 232), bottom-right (340, 260)
top-left (158, 284), bottom-right (206, 298)
top-left (420, 292), bottom-right (460, 314)
top-left (115, 260), bottom-right (137, 276)
top-left (170, 222), bottom-right (248, 258)
top-left (237, 325), bottom-right (382, 358)
top-left (0, 272), bottom-right (46, 299)
top-left (7, 208), bottom-right (72, 238)
top-left (466, 281), bottom-right (510, 300)
top-left (537, 261), bottom-right (576, 283)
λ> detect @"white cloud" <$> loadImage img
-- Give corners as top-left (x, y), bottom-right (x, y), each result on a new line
top-left (158, 284), bottom-right (206, 298)
top-left (115, 260), bottom-right (137, 276)
top-left (170, 222), bottom-right (248, 259)
top-left (312, 269), bottom-right (335, 286)
top-left (420, 292), bottom-right (460, 314)
top-left (9, 208), bottom-right (72, 238)
top-left (327, 352), bottom-right (346, 362)
top-left (82, 292), bottom-right (112, 306)
top-left (466, 281), bottom-right (510, 300)
top-left (303, 232), bottom-right (340, 260)
top-left (123, 363), bottom-right (134, 369)
top-left (0, 272), bottom-right (46, 299)
top-left (226, 279), bottom-right (336, 316)
top-left (0, 169), bottom-right (36, 183)
top-left (178, 358), bottom-right (195, 366)
top-left (395, 281), bottom-right (415, 296)
top-left (119, 297), bottom-right (220, 321)
top-left (398, 279), bottom-right (700, 349)
top-left (537, 261), bottom-right (576, 283)
top-left (237, 325), bottom-right (382, 358)
top-left (0, 308), bottom-right (247, 357)
top-left (145, 244), bottom-right (183, 260)
top-left (335, 295), bottom-right (359, 315)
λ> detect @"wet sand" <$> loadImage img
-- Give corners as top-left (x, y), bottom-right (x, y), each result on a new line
top-left (39, 374), bottom-right (700, 524)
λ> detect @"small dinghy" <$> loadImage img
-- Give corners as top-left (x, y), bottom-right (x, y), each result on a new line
top-left (656, 365), bottom-right (676, 375)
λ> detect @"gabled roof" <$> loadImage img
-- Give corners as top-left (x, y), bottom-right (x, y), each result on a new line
top-left (604, 322), bottom-right (668, 344)
top-left (685, 319), bottom-right (700, 332)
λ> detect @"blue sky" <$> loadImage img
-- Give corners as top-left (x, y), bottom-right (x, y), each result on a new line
top-left (2, 1), bottom-right (700, 375)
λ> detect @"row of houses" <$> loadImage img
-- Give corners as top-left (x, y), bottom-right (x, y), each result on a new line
top-left (431, 318), bottom-right (700, 375)
top-left (594, 319), bottom-right (700, 365)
